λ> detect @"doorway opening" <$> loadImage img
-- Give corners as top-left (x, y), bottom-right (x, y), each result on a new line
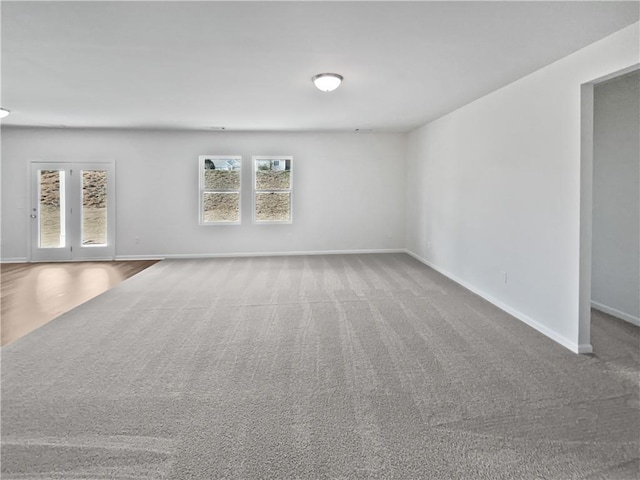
top-left (580, 65), bottom-right (640, 353)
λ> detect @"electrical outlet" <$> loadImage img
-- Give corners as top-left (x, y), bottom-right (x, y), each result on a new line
top-left (500, 270), bottom-right (508, 284)
top-left (426, 241), bottom-right (431, 248)
top-left (135, 236), bottom-right (140, 245)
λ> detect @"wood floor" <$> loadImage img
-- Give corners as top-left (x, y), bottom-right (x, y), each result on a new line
top-left (0, 260), bottom-right (158, 346)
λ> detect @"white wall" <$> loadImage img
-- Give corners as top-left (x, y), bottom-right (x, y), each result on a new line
top-left (1, 129), bottom-right (406, 260)
top-left (405, 23), bottom-right (639, 353)
top-left (592, 71), bottom-right (640, 324)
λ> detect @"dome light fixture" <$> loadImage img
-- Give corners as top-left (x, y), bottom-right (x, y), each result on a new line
top-left (312, 73), bottom-right (343, 92)
top-left (0, 108), bottom-right (10, 119)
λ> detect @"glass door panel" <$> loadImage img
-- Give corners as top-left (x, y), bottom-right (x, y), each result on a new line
top-left (81, 169), bottom-right (108, 246)
top-left (73, 163), bottom-right (115, 260)
top-left (38, 169), bottom-right (66, 248)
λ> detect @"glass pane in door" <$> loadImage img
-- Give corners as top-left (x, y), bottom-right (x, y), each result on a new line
top-left (81, 170), bottom-right (107, 245)
top-left (38, 169), bottom-right (66, 248)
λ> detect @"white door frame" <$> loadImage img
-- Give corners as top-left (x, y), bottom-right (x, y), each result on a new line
top-left (579, 63), bottom-right (639, 352)
top-left (30, 161), bottom-right (116, 262)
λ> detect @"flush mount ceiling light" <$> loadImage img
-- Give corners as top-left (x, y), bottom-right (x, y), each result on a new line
top-left (312, 73), bottom-right (343, 92)
top-left (0, 108), bottom-right (10, 119)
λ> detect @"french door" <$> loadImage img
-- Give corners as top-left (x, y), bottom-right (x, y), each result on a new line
top-left (30, 162), bottom-right (115, 262)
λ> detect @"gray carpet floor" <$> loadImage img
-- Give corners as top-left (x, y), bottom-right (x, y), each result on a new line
top-left (1, 253), bottom-right (638, 479)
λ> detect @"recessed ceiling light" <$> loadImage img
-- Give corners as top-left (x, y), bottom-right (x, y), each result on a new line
top-left (312, 73), bottom-right (343, 92)
top-left (0, 108), bottom-right (10, 119)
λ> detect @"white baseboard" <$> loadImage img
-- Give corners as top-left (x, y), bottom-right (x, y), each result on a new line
top-left (116, 249), bottom-right (404, 261)
top-left (404, 249), bottom-right (590, 354)
top-left (591, 301), bottom-right (640, 327)
top-left (114, 255), bottom-right (166, 261)
top-left (76, 257), bottom-right (118, 262)
top-left (0, 257), bottom-right (28, 264)
top-left (576, 343), bottom-right (594, 354)
top-left (8, 257), bottom-right (119, 263)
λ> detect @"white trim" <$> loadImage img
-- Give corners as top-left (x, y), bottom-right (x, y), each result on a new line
top-left (21, 258), bottom-right (118, 263)
top-left (591, 301), bottom-right (640, 327)
top-left (579, 82), bottom-right (595, 350)
top-left (115, 248), bottom-right (403, 261)
top-left (587, 63), bottom-right (640, 86)
top-left (576, 343), bottom-right (594, 354)
top-left (114, 255), bottom-right (166, 261)
top-left (404, 249), bottom-right (591, 354)
top-left (1, 257), bottom-right (28, 264)
top-left (70, 256), bottom-right (117, 262)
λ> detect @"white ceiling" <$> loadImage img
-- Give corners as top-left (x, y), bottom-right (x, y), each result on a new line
top-left (2, 1), bottom-right (638, 132)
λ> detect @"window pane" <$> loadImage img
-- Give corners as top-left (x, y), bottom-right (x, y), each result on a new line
top-left (255, 160), bottom-right (291, 190)
top-left (39, 169), bottom-right (65, 248)
top-left (203, 158), bottom-right (241, 190)
top-left (255, 192), bottom-right (291, 222)
top-left (82, 170), bottom-right (107, 245)
top-left (203, 192), bottom-right (240, 222)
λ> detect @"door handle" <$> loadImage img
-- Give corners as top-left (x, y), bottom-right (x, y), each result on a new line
top-left (30, 214), bottom-right (37, 219)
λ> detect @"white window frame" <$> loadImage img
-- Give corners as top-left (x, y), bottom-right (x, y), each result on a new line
top-left (252, 155), bottom-right (293, 224)
top-left (199, 155), bottom-right (242, 225)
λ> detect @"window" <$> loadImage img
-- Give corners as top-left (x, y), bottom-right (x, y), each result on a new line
top-left (253, 156), bottom-right (292, 223)
top-left (199, 155), bottom-right (241, 224)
